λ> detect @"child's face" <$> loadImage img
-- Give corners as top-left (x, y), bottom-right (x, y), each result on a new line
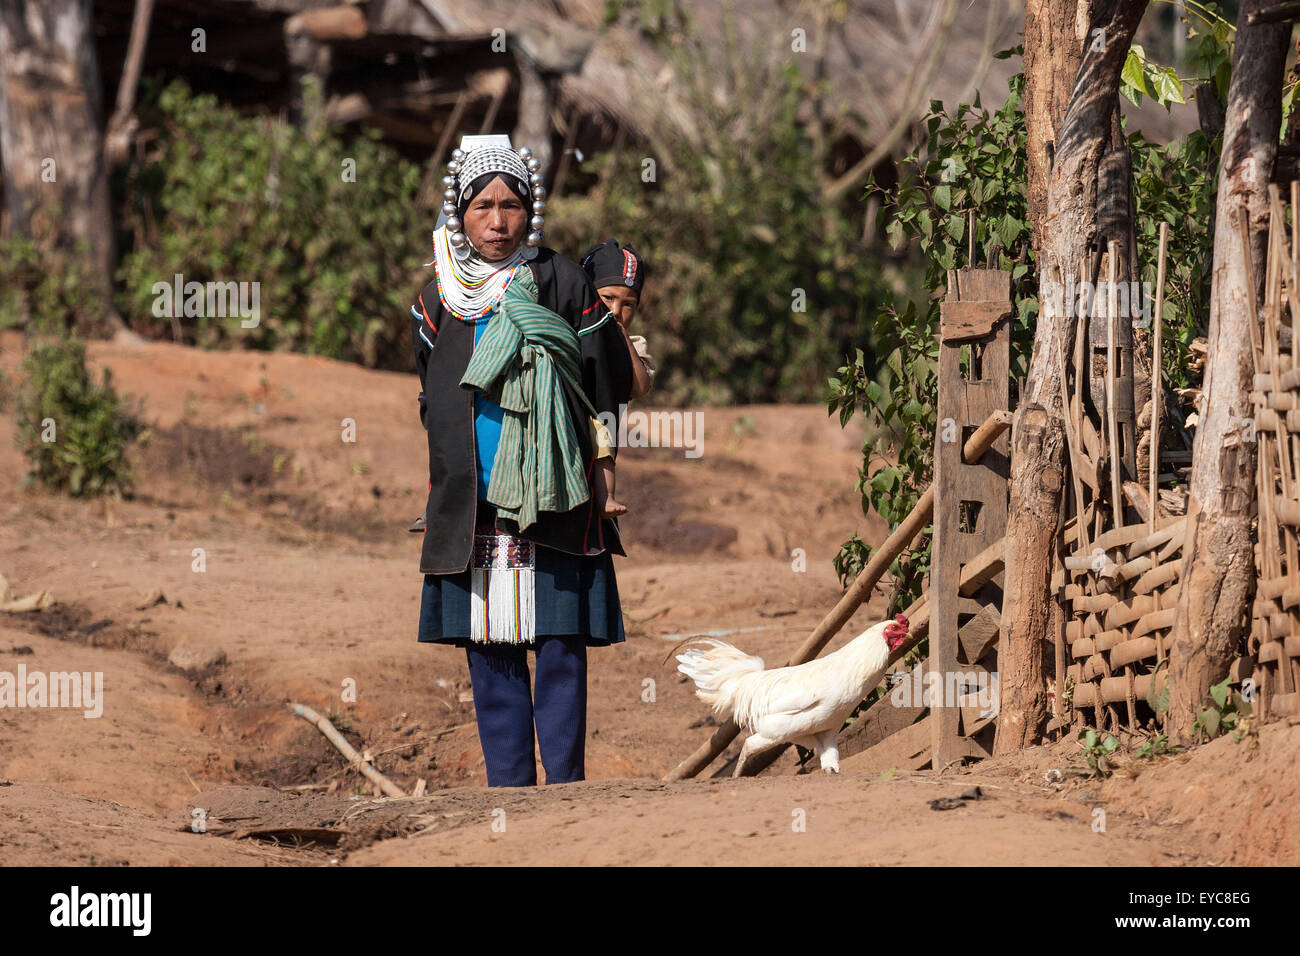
top-left (598, 286), bottom-right (640, 327)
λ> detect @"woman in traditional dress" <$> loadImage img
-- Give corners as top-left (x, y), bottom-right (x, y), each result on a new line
top-left (410, 134), bottom-right (634, 787)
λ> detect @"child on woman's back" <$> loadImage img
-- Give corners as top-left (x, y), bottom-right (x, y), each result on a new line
top-left (581, 239), bottom-right (655, 517)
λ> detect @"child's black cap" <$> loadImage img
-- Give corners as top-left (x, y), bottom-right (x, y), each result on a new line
top-left (581, 238), bottom-right (647, 294)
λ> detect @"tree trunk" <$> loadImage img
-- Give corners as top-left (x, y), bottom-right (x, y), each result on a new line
top-left (0, 0), bottom-right (116, 324)
top-left (1166, 0), bottom-right (1288, 744)
top-left (997, 0), bottom-right (1147, 754)
top-left (1023, 0), bottom-right (1086, 259)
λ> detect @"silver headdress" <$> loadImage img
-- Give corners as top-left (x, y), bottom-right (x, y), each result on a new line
top-left (439, 134), bottom-right (546, 250)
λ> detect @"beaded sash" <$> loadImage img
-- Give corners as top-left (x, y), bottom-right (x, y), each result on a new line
top-left (469, 531), bottom-right (536, 644)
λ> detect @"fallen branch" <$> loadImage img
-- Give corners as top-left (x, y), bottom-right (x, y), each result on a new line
top-left (288, 702), bottom-right (406, 799)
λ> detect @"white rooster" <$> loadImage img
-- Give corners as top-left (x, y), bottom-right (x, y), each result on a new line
top-left (676, 614), bottom-right (909, 776)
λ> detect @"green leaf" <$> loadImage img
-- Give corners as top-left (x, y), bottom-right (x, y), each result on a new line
top-left (1209, 677), bottom-right (1230, 710)
top-left (1156, 67), bottom-right (1185, 106)
top-left (1121, 50), bottom-right (1145, 102)
top-left (996, 212), bottom-right (1022, 249)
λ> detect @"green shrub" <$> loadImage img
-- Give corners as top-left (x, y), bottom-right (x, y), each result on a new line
top-left (13, 338), bottom-right (143, 497)
top-left (115, 79), bottom-right (425, 369)
top-left (0, 214), bottom-right (107, 336)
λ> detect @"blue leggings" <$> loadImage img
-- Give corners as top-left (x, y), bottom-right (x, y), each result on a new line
top-left (464, 635), bottom-right (588, 787)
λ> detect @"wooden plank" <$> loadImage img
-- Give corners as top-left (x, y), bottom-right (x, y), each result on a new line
top-left (839, 716), bottom-right (932, 775)
top-left (1132, 560), bottom-right (1180, 595)
top-left (940, 300), bottom-right (1012, 342)
top-left (1132, 607), bottom-right (1178, 638)
top-left (1267, 692), bottom-right (1300, 715)
top-left (1123, 481), bottom-right (1151, 523)
top-left (958, 604), bottom-right (1001, 663)
top-left (958, 539), bottom-right (1005, 596)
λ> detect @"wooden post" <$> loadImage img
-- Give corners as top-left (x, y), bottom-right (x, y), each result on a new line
top-left (930, 268), bottom-right (1011, 766)
top-left (104, 0), bottom-right (155, 168)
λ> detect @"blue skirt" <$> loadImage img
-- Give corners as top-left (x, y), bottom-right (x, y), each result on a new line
top-left (418, 541), bottom-right (626, 648)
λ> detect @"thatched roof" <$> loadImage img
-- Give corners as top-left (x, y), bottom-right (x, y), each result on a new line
top-left (90, 0), bottom-right (1196, 158)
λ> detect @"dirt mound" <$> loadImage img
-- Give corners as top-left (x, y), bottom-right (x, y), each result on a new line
top-left (0, 782), bottom-right (302, 866)
top-left (1101, 721), bottom-right (1300, 866)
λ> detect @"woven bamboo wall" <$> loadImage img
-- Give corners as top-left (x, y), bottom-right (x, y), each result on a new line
top-left (1058, 194), bottom-right (1300, 733)
top-left (1062, 518), bottom-right (1184, 730)
top-left (1250, 185), bottom-right (1300, 720)
top-left (1050, 239), bottom-right (1193, 735)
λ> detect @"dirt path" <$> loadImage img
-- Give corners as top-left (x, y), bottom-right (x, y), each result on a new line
top-left (1, 332), bottom-right (1295, 866)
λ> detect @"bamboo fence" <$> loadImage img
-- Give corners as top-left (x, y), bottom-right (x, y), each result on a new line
top-left (1250, 183), bottom-right (1300, 720)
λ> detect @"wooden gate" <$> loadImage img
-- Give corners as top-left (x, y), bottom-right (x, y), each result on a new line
top-left (930, 268), bottom-right (1011, 764)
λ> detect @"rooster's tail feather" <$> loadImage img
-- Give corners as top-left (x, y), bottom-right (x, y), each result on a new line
top-left (675, 638), bottom-right (766, 720)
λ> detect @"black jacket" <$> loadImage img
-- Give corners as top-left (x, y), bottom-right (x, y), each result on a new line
top-left (412, 247), bottom-right (634, 574)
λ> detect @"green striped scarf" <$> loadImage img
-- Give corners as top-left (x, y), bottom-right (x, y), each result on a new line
top-left (459, 267), bottom-right (598, 532)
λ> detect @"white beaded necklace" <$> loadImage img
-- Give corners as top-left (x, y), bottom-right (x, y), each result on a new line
top-left (430, 224), bottom-right (537, 321)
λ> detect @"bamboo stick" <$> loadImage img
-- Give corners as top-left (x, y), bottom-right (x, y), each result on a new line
top-left (1106, 241), bottom-right (1123, 529)
top-left (1292, 180), bottom-right (1299, 360)
top-left (1055, 262), bottom-right (1090, 557)
top-left (1239, 208), bottom-right (1264, 365)
top-left (1150, 222), bottom-right (1169, 532)
top-left (1074, 256), bottom-right (1093, 552)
